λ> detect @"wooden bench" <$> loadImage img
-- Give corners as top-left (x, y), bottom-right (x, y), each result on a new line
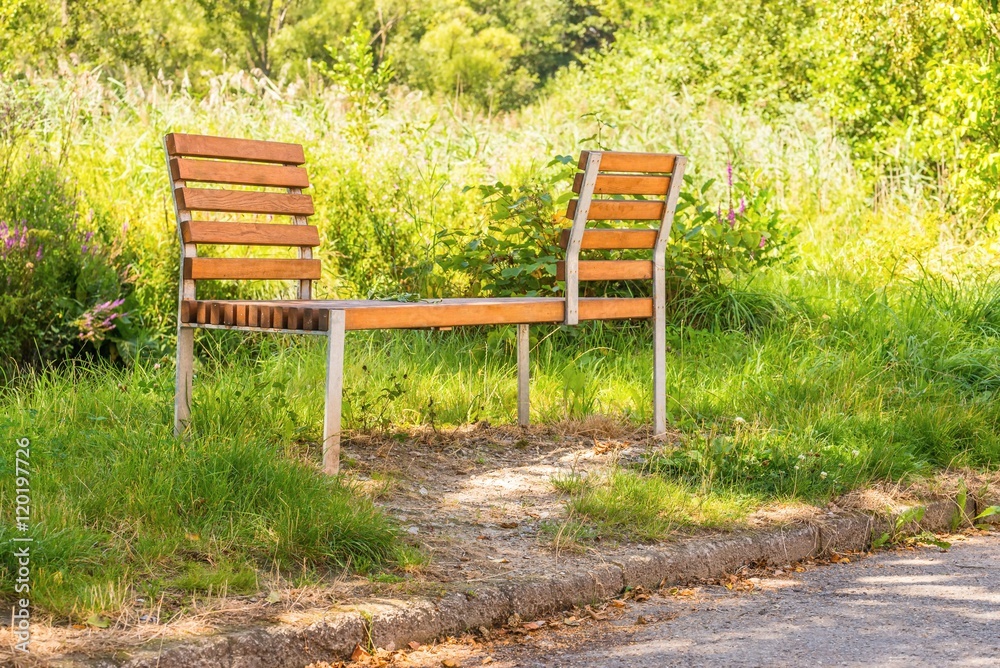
top-left (165, 133), bottom-right (687, 474)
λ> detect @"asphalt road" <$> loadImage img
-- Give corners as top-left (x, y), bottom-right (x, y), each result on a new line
top-left (479, 533), bottom-right (1000, 668)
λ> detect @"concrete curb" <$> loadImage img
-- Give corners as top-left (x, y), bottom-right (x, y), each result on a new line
top-left (74, 494), bottom-right (991, 668)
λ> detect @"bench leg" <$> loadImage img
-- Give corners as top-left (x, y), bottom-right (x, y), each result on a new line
top-left (174, 326), bottom-right (194, 437)
top-left (323, 310), bottom-right (346, 475)
top-left (517, 324), bottom-right (530, 427)
top-left (653, 303), bottom-right (667, 436)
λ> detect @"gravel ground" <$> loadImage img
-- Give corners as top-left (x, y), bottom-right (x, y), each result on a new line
top-left (481, 533), bottom-right (1000, 667)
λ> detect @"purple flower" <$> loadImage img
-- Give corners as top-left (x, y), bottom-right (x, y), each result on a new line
top-left (728, 207), bottom-right (736, 227)
top-left (758, 236), bottom-right (767, 249)
top-left (75, 298), bottom-right (129, 342)
top-left (739, 197), bottom-right (746, 216)
top-left (35, 246), bottom-right (43, 260)
top-left (716, 204), bottom-right (723, 224)
top-left (727, 162), bottom-right (733, 188)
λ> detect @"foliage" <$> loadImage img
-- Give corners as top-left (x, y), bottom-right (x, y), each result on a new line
top-left (433, 158), bottom-right (796, 315)
top-left (321, 19), bottom-right (394, 144)
top-left (871, 506), bottom-right (952, 550)
top-left (0, 157), bottom-right (131, 368)
top-left (816, 1), bottom-right (1000, 230)
top-left (670, 166), bottom-right (797, 296)
top-left (434, 161), bottom-right (573, 297)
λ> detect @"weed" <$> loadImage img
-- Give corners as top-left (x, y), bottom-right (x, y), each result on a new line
top-left (872, 506), bottom-right (951, 551)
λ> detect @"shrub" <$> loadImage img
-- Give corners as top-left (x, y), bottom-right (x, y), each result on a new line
top-left (434, 160), bottom-right (572, 297)
top-left (0, 157), bottom-right (132, 368)
top-left (435, 158), bottom-right (797, 316)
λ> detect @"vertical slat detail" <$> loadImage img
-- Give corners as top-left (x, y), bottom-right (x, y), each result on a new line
top-left (289, 186), bottom-right (313, 300)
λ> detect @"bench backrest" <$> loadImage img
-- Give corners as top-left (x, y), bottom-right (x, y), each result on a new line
top-left (164, 133), bottom-right (319, 303)
top-left (560, 150), bottom-right (687, 324)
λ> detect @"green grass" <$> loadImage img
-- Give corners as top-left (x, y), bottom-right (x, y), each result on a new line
top-left (0, 362), bottom-right (403, 621)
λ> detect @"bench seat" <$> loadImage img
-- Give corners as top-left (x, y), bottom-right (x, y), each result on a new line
top-left (180, 297), bottom-right (653, 332)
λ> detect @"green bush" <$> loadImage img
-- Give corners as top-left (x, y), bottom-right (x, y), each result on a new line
top-left (0, 157), bottom-right (132, 368)
top-left (435, 158), bottom-right (797, 312)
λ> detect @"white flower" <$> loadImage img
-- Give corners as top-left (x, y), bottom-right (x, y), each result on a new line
top-left (798, 454), bottom-right (807, 461)
top-left (851, 450), bottom-right (860, 458)
top-left (820, 471), bottom-right (828, 479)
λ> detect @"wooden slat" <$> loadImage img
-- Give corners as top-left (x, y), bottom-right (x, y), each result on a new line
top-left (180, 297), bottom-right (653, 331)
top-left (572, 173), bottom-right (671, 196)
top-left (556, 260), bottom-right (653, 281)
top-left (558, 229), bottom-right (657, 250)
top-left (170, 158), bottom-right (309, 188)
top-left (343, 298), bottom-right (651, 330)
top-left (165, 133), bottom-right (305, 165)
top-left (176, 188), bottom-right (314, 216)
top-left (181, 221), bottom-right (320, 246)
top-left (566, 199), bottom-right (665, 220)
top-left (578, 151), bottom-right (676, 173)
top-left (184, 258), bottom-right (322, 280)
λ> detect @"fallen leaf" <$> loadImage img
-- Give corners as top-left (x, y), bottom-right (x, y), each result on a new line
top-left (522, 621), bottom-right (546, 631)
top-left (351, 644), bottom-right (370, 661)
top-left (498, 521), bottom-right (518, 529)
top-left (482, 659), bottom-right (494, 665)
top-left (610, 599), bottom-right (627, 608)
top-left (408, 641), bottom-right (421, 650)
top-left (442, 659), bottom-right (461, 667)
top-left (266, 591), bottom-right (282, 604)
top-left (636, 615), bottom-right (651, 625)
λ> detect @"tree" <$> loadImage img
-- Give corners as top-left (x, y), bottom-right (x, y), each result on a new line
top-left (194, 0), bottom-right (300, 74)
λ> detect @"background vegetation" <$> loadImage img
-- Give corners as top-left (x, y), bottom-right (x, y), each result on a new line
top-left (2, 0), bottom-right (1000, 620)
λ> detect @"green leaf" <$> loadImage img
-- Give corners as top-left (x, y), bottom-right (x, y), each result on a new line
top-left (974, 505), bottom-right (1000, 520)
